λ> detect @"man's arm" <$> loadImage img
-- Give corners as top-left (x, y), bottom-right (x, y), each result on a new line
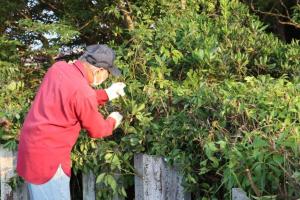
top-left (95, 83), bottom-right (126, 106)
top-left (74, 93), bottom-right (115, 138)
top-left (94, 89), bottom-right (109, 106)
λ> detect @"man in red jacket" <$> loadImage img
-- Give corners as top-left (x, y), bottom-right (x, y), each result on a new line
top-left (17, 44), bottom-right (125, 200)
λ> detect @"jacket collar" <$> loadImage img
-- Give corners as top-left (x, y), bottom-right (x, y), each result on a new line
top-left (73, 60), bottom-right (88, 80)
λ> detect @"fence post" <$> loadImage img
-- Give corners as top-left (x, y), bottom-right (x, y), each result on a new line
top-left (0, 145), bottom-right (14, 200)
top-left (232, 188), bottom-right (250, 200)
top-left (82, 170), bottom-right (96, 200)
top-left (134, 153), bottom-right (191, 200)
top-left (14, 182), bottom-right (29, 200)
top-left (0, 146), bottom-right (29, 200)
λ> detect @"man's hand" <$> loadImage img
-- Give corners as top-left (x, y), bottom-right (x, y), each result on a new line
top-left (105, 82), bottom-right (126, 101)
top-left (108, 112), bottom-right (123, 129)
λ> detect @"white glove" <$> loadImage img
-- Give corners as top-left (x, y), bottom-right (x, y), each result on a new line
top-left (105, 82), bottom-right (126, 101)
top-left (108, 112), bottom-right (123, 129)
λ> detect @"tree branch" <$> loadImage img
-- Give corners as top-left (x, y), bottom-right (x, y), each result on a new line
top-left (181, 0), bottom-right (186, 10)
top-left (245, 168), bottom-right (261, 197)
top-left (117, 0), bottom-right (134, 30)
top-left (250, 0), bottom-right (300, 30)
top-left (279, 0), bottom-right (290, 18)
top-left (278, 20), bottom-right (300, 29)
top-left (37, 33), bottom-right (49, 48)
top-left (79, 17), bottom-right (95, 30)
top-left (39, 0), bottom-right (59, 12)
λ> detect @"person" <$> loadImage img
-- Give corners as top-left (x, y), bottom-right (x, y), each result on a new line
top-left (16, 44), bottom-right (126, 200)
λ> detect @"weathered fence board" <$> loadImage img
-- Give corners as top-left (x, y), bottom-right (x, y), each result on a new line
top-left (83, 170), bottom-right (96, 200)
top-left (0, 146), bottom-right (14, 200)
top-left (1, 145), bottom-right (250, 200)
top-left (14, 182), bottom-right (29, 200)
top-left (134, 153), bottom-right (191, 200)
top-left (232, 188), bottom-right (250, 200)
top-left (0, 146), bottom-right (29, 200)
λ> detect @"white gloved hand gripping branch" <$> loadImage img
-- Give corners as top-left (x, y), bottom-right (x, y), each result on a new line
top-left (105, 82), bottom-right (126, 101)
top-left (108, 112), bottom-right (123, 129)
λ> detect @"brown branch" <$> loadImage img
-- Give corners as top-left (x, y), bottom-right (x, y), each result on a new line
top-left (276, 162), bottom-right (300, 189)
top-left (19, 8), bottom-right (32, 19)
top-left (245, 168), bottom-right (261, 197)
top-left (250, 1), bottom-right (288, 19)
top-left (181, 0), bottom-right (187, 10)
top-left (279, 0), bottom-right (290, 18)
top-left (37, 33), bottom-right (49, 48)
top-left (125, 0), bottom-right (133, 14)
top-left (117, 0), bottom-right (134, 30)
top-left (79, 17), bottom-right (95, 30)
top-left (278, 20), bottom-right (300, 29)
top-left (39, 0), bottom-right (59, 12)
top-left (250, 1), bottom-right (300, 30)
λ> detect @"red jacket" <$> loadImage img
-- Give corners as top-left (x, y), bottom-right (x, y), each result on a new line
top-left (17, 60), bottom-right (116, 184)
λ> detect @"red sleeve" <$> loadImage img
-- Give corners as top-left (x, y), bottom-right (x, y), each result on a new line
top-left (74, 93), bottom-right (116, 138)
top-left (95, 89), bottom-right (109, 106)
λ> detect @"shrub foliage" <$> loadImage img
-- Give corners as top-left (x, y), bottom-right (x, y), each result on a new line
top-left (0, 0), bottom-right (300, 199)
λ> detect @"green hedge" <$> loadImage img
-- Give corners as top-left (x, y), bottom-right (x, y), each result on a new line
top-left (1, 0), bottom-right (300, 199)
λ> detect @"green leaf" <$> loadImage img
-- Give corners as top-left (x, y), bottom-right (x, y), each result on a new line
top-left (96, 173), bottom-right (106, 183)
top-left (253, 138), bottom-right (268, 148)
top-left (106, 174), bottom-right (117, 193)
top-left (272, 154), bottom-right (284, 164)
top-left (111, 155), bottom-right (121, 170)
top-left (121, 187), bottom-right (127, 197)
top-left (104, 153), bottom-right (113, 162)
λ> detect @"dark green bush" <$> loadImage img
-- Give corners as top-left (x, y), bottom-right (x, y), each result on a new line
top-left (1, 0), bottom-right (300, 199)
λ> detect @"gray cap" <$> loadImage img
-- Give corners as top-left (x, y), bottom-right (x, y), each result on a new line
top-left (80, 44), bottom-right (121, 76)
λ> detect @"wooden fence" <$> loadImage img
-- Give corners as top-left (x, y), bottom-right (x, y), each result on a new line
top-left (0, 146), bottom-right (250, 200)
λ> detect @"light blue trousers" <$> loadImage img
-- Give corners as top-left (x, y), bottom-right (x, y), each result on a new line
top-left (27, 165), bottom-right (70, 200)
